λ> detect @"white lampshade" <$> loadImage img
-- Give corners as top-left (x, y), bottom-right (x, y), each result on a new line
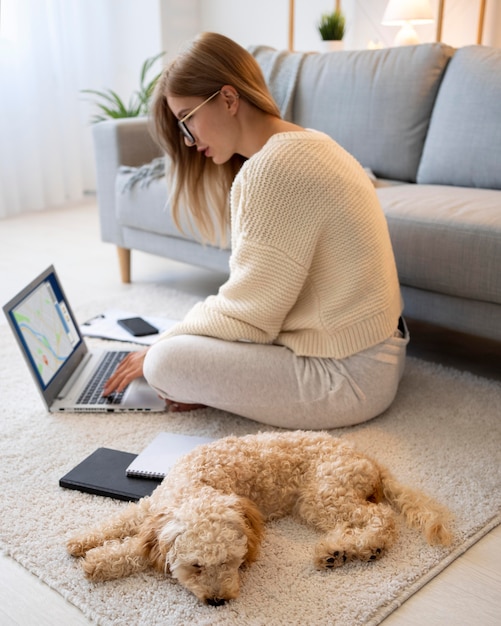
top-left (382, 0), bottom-right (434, 24)
top-left (382, 0), bottom-right (434, 46)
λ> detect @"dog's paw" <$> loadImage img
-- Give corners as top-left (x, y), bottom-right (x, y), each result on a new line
top-left (82, 554), bottom-right (109, 581)
top-left (81, 546), bottom-right (122, 581)
top-left (314, 542), bottom-right (385, 570)
top-left (80, 542), bottom-right (149, 581)
top-left (360, 546), bottom-right (384, 562)
top-left (315, 549), bottom-right (352, 569)
top-left (67, 538), bottom-right (89, 557)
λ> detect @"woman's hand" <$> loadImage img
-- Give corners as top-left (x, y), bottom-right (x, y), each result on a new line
top-left (102, 348), bottom-right (149, 396)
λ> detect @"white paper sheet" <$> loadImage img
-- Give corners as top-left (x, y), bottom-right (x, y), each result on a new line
top-left (80, 309), bottom-right (179, 345)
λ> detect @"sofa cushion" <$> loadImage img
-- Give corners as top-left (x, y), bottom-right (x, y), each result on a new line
top-left (115, 172), bottom-right (189, 239)
top-left (417, 45), bottom-right (501, 189)
top-left (292, 43), bottom-right (454, 182)
top-left (116, 170), bottom-right (230, 248)
top-left (377, 184), bottom-right (501, 304)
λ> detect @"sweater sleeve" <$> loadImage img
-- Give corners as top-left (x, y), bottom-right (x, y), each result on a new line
top-left (164, 238), bottom-right (309, 343)
top-left (159, 142), bottom-right (320, 344)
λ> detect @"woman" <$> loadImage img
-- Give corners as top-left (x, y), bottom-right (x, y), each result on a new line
top-left (104, 32), bottom-right (408, 429)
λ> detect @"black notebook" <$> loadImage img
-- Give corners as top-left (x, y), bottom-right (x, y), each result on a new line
top-left (59, 447), bottom-right (162, 501)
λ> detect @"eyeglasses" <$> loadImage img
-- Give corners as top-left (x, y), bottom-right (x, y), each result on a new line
top-left (177, 90), bottom-right (221, 146)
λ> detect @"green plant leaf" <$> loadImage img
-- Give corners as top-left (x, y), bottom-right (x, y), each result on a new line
top-left (93, 103), bottom-right (126, 118)
top-left (127, 94), bottom-right (143, 117)
top-left (143, 71), bottom-right (163, 98)
top-left (80, 88), bottom-right (118, 105)
top-left (82, 51), bottom-right (165, 123)
top-left (318, 10), bottom-right (346, 40)
top-left (140, 51), bottom-right (165, 87)
top-left (81, 88), bottom-right (128, 114)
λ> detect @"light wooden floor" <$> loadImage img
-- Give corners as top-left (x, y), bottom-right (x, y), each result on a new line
top-left (1, 201), bottom-right (500, 625)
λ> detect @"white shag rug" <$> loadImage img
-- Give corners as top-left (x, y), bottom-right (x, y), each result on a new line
top-left (1, 283), bottom-right (500, 626)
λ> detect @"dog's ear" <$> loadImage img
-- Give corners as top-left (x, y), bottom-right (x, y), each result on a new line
top-left (137, 512), bottom-right (182, 574)
top-left (136, 516), bottom-right (163, 572)
top-left (237, 497), bottom-right (264, 565)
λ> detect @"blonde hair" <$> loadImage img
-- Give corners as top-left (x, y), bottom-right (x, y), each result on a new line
top-left (151, 32), bottom-right (281, 246)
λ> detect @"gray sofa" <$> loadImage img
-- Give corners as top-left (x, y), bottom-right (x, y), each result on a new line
top-left (93, 43), bottom-right (501, 342)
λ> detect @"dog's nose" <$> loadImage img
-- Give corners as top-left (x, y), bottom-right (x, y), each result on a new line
top-left (206, 597), bottom-right (227, 607)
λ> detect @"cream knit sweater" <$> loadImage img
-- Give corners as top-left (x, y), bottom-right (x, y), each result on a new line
top-left (162, 131), bottom-right (402, 359)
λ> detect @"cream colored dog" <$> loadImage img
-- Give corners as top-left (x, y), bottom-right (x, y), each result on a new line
top-left (67, 431), bottom-right (452, 605)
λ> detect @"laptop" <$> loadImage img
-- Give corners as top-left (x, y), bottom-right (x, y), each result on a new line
top-left (2, 265), bottom-right (165, 413)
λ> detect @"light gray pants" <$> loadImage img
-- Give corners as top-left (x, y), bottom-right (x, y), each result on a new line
top-left (143, 323), bottom-right (409, 430)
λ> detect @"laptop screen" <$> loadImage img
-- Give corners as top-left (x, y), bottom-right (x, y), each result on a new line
top-left (5, 267), bottom-right (82, 390)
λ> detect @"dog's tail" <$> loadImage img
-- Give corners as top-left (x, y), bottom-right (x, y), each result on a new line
top-left (379, 466), bottom-right (452, 546)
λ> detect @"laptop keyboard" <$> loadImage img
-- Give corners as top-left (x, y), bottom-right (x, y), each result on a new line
top-left (77, 351), bottom-right (129, 405)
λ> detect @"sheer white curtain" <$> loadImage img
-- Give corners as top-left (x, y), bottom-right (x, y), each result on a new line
top-left (0, 0), bottom-right (163, 219)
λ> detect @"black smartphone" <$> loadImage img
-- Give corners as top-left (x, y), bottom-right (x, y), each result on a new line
top-left (117, 317), bottom-right (159, 337)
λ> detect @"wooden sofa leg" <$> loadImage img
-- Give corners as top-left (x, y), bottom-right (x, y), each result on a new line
top-left (117, 247), bottom-right (131, 283)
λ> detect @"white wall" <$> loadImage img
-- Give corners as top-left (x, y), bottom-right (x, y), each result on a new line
top-left (78, 0), bottom-right (165, 191)
top-left (199, 0), bottom-right (291, 50)
top-left (0, 0), bottom-right (167, 216)
top-left (182, 0), bottom-right (500, 52)
top-left (159, 0), bottom-right (200, 61)
top-left (82, 0), bottom-right (164, 108)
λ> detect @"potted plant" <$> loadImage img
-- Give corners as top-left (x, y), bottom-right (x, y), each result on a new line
top-left (317, 9), bottom-right (346, 51)
top-left (82, 52), bottom-right (165, 123)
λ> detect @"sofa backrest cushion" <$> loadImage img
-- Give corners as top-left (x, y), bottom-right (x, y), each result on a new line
top-left (292, 43), bottom-right (454, 182)
top-left (417, 45), bottom-right (501, 190)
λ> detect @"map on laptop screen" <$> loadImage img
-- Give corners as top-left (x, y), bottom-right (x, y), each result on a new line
top-left (10, 275), bottom-right (80, 388)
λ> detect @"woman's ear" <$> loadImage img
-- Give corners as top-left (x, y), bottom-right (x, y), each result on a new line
top-left (220, 85), bottom-right (240, 113)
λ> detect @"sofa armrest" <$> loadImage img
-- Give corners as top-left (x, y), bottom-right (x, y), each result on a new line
top-left (92, 117), bottom-right (163, 245)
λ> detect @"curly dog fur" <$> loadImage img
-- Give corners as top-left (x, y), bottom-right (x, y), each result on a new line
top-left (67, 431), bottom-right (452, 605)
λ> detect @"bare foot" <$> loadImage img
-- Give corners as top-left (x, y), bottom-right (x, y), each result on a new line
top-left (165, 399), bottom-right (207, 412)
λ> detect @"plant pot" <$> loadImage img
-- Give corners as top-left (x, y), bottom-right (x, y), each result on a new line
top-left (321, 40), bottom-right (344, 52)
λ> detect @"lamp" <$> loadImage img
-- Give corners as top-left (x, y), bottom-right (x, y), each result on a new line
top-left (382, 0), bottom-right (434, 46)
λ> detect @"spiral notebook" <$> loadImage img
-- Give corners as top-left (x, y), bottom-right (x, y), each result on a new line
top-left (125, 432), bottom-right (216, 479)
